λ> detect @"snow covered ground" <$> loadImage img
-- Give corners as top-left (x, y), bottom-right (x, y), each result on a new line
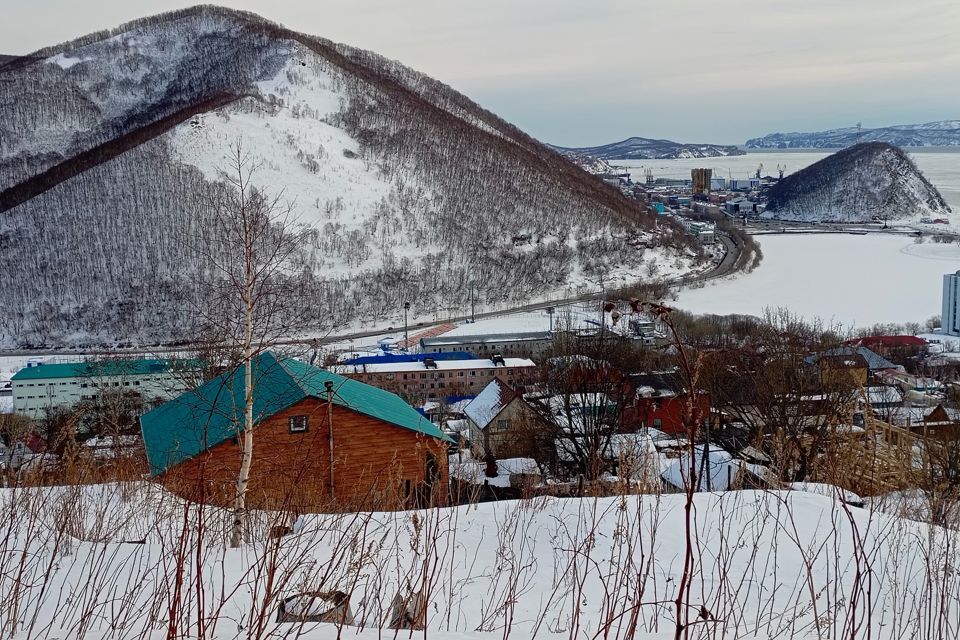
top-left (4, 481), bottom-right (960, 640)
top-left (674, 233), bottom-right (957, 327)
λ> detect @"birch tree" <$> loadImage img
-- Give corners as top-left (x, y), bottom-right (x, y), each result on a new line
top-left (198, 141), bottom-right (306, 548)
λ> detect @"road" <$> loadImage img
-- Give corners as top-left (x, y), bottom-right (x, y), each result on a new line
top-left (1, 232), bottom-right (742, 357)
top-left (273, 231), bottom-right (743, 347)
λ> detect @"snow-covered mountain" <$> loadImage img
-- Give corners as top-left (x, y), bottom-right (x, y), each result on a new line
top-left (551, 137), bottom-right (745, 160)
top-left (763, 143), bottom-right (951, 222)
top-left (0, 6), bottom-right (699, 349)
top-left (746, 120), bottom-right (960, 149)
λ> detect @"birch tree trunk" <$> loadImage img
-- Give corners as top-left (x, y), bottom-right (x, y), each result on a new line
top-left (231, 153), bottom-right (256, 549)
top-left (197, 141), bottom-right (303, 549)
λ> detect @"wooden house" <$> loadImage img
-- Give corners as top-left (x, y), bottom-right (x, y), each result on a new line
top-left (140, 352), bottom-right (451, 512)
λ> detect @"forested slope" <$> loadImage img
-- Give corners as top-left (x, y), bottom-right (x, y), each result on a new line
top-left (764, 143), bottom-right (950, 223)
top-left (0, 5), bottom-right (698, 348)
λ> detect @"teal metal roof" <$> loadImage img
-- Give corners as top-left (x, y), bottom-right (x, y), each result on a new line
top-left (12, 359), bottom-right (190, 381)
top-left (139, 352), bottom-right (450, 475)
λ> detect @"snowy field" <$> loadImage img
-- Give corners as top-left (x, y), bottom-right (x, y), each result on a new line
top-left (674, 233), bottom-right (959, 327)
top-left (617, 149), bottom-right (960, 212)
top-left (4, 481), bottom-right (960, 640)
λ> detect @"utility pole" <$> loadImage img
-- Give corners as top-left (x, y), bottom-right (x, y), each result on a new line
top-left (470, 286), bottom-right (475, 323)
top-left (325, 380), bottom-right (335, 501)
top-left (403, 301), bottom-right (410, 351)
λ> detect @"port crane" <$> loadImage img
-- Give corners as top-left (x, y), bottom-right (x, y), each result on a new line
top-left (755, 163), bottom-right (764, 179)
top-left (776, 163), bottom-right (786, 179)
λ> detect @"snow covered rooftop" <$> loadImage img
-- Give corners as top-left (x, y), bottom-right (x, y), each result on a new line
top-left (334, 357), bottom-right (536, 375)
top-left (464, 379), bottom-right (518, 430)
top-left (661, 445), bottom-right (771, 492)
top-left (420, 331), bottom-right (551, 346)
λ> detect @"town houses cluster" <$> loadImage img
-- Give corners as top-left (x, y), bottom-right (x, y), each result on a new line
top-left (5, 294), bottom-right (960, 511)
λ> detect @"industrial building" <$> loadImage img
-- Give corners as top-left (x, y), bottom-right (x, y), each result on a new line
top-left (334, 354), bottom-right (537, 400)
top-left (12, 358), bottom-right (197, 418)
top-left (419, 331), bottom-right (553, 359)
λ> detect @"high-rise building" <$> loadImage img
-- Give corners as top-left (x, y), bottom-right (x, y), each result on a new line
top-left (942, 271), bottom-right (960, 336)
top-left (691, 168), bottom-right (712, 196)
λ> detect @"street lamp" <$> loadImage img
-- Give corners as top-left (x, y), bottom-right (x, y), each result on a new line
top-left (403, 302), bottom-right (410, 351)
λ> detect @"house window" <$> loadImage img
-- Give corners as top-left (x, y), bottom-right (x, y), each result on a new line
top-left (81, 383), bottom-right (89, 388)
top-left (134, 381), bottom-right (140, 386)
top-left (497, 419), bottom-right (511, 430)
top-left (458, 371), bottom-right (464, 377)
top-left (288, 415), bottom-right (309, 433)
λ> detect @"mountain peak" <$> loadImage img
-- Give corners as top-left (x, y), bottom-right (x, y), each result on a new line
top-left (551, 137), bottom-right (744, 160)
top-left (747, 120), bottom-right (960, 149)
top-left (764, 142), bottom-right (950, 222)
top-left (0, 8), bottom-right (699, 348)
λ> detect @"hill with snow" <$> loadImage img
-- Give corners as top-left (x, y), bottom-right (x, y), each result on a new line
top-left (747, 120), bottom-right (960, 149)
top-left (0, 6), bottom-right (699, 349)
top-left (551, 137), bottom-right (745, 160)
top-left (763, 142), bottom-right (951, 222)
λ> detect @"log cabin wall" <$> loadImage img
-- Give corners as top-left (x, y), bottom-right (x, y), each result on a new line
top-left (162, 397), bottom-right (449, 512)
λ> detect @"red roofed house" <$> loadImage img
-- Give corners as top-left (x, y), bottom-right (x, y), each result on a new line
top-left (625, 371), bottom-right (711, 435)
top-left (844, 336), bottom-right (928, 362)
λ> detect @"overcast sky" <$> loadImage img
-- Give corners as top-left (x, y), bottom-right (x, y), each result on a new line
top-left (4, 0), bottom-right (959, 145)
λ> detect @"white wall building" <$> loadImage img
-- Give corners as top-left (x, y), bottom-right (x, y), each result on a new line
top-left (11, 359), bottom-right (197, 418)
top-left (943, 271), bottom-right (960, 336)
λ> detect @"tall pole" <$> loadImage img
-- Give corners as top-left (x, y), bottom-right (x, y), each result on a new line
top-left (403, 302), bottom-right (410, 351)
top-left (325, 380), bottom-right (335, 501)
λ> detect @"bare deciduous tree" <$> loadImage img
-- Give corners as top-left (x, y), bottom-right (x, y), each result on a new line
top-left (194, 141), bottom-right (308, 548)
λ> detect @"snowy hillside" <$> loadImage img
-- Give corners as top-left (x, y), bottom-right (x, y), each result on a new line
top-left (747, 120), bottom-right (960, 149)
top-left (4, 482), bottom-right (960, 639)
top-left (0, 6), bottom-right (699, 349)
top-left (763, 142), bottom-right (951, 222)
top-left (551, 137), bottom-right (745, 160)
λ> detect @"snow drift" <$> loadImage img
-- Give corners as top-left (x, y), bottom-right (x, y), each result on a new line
top-left (3, 481), bottom-right (959, 639)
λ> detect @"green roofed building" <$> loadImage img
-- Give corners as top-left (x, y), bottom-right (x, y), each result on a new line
top-left (139, 352), bottom-right (451, 511)
top-left (12, 358), bottom-right (199, 419)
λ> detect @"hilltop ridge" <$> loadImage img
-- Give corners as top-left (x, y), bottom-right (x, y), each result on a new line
top-left (0, 5), bottom-right (699, 348)
top-left (764, 142), bottom-right (950, 222)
